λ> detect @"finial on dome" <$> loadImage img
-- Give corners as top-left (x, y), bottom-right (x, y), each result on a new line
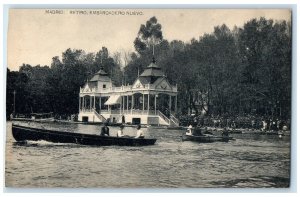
top-left (152, 56), bottom-right (156, 64)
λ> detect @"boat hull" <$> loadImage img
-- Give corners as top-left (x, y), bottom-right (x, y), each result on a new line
top-left (12, 125), bottom-right (156, 146)
top-left (182, 134), bottom-right (232, 143)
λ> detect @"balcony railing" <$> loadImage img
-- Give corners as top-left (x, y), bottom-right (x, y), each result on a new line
top-left (80, 109), bottom-right (94, 112)
top-left (80, 85), bottom-right (133, 93)
top-left (80, 84), bottom-right (178, 93)
top-left (109, 109), bottom-right (157, 115)
top-left (80, 108), bottom-right (158, 116)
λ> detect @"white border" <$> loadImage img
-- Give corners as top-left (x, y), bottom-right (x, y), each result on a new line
top-left (1, 0), bottom-right (298, 196)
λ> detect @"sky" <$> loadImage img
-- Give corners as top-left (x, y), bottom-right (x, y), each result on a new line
top-left (7, 9), bottom-right (291, 71)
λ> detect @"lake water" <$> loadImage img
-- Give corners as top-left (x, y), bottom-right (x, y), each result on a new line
top-left (5, 121), bottom-right (290, 188)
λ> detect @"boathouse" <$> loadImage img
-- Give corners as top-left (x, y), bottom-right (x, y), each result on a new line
top-left (78, 58), bottom-right (179, 126)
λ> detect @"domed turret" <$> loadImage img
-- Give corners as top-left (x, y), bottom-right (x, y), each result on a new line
top-left (138, 57), bottom-right (165, 84)
top-left (89, 66), bottom-right (111, 82)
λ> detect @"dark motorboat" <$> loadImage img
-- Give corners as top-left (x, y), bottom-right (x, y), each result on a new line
top-left (182, 134), bottom-right (233, 143)
top-left (12, 124), bottom-right (157, 146)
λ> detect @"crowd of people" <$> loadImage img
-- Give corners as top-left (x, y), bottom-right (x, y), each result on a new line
top-left (179, 114), bottom-right (291, 131)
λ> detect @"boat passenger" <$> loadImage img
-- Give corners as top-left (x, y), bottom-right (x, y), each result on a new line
top-left (186, 125), bottom-right (193, 136)
top-left (261, 120), bottom-right (267, 131)
top-left (203, 127), bottom-right (212, 135)
top-left (222, 127), bottom-right (229, 137)
top-left (122, 115), bottom-right (125, 124)
top-left (270, 121), bottom-right (278, 131)
top-left (282, 125), bottom-right (288, 131)
top-left (231, 121), bottom-right (236, 130)
top-left (117, 124), bottom-right (125, 137)
top-left (135, 124), bottom-right (144, 139)
top-left (100, 123), bottom-right (110, 136)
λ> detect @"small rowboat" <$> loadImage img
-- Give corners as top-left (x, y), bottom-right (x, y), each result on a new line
top-left (182, 134), bottom-right (233, 143)
top-left (12, 124), bottom-right (157, 146)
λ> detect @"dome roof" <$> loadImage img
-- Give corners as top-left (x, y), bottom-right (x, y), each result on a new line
top-left (137, 57), bottom-right (167, 84)
top-left (140, 57), bottom-right (164, 77)
top-left (140, 68), bottom-right (164, 77)
top-left (89, 66), bottom-right (111, 82)
top-left (95, 69), bottom-right (108, 76)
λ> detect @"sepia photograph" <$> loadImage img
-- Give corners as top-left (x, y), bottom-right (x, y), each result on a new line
top-left (5, 8), bottom-right (292, 188)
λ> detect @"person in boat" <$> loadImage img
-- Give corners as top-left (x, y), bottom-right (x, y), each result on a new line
top-left (186, 125), bottom-right (193, 136)
top-left (135, 124), bottom-right (144, 139)
top-left (231, 120), bottom-right (236, 131)
top-left (261, 119), bottom-right (268, 132)
top-left (100, 122), bottom-right (110, 136)
top-left (222, 127), bottom-right (229, 137)
top-left (117, 124), bottom-right (125, 137)
top-left (122, 115), bottom-right (125, 124)
top-left (202, 127), bottom-right (213, 135)
top-left (270, 120), bottom-right (278, 131)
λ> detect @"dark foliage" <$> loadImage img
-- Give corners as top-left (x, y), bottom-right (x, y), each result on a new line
top-left (6, 17), bottom-right (291, 120)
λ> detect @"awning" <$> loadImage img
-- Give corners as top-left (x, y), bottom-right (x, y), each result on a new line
top-left (104, 95), bottom-right (121, 105)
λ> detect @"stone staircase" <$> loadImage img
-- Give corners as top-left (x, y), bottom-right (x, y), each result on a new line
top-left (170, 113), bottom-right (179, 126)
top-left (157, 111), bottom-right (179, 126)
top-left (93, 109), bottom-right (106, 122)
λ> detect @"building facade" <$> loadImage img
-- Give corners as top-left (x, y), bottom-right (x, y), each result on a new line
top-left (78, 58), bottom-right (179, 126)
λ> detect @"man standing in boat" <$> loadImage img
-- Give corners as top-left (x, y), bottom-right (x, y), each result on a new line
top-left (100, 122), bottom-right (110, 136)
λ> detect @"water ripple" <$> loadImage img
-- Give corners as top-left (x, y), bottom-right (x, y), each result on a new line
top-left (5, 122), bottom-right (290, 188)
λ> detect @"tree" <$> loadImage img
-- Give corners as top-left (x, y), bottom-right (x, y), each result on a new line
top-left (238, 18), bottom-right (291, 118)
top-left (134, 16), bottom-right (163, 54)
top-left (6, 68), bottom-right (29, 118)
top-left (17, 64), bottom-right (52, 113)
top-left (7, 16), bottom-right (291, 121)
top-left (94, 47), bottom-right (123, 86)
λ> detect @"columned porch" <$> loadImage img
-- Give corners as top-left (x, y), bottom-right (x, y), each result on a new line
top-left (80, 93), bottom-right (177, 115)
top-left (78, 92), bottom-right (178, 126)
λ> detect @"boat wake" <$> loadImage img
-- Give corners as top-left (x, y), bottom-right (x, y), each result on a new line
top-left (13, 140), bottom-right (81, 147)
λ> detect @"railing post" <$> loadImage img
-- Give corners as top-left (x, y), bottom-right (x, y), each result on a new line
top-left (142, 93), bottom-right (145, 113)
top-left (79, 96), bottom-right (81, 112)
top-left (89, 96), bottom-right (92, 110)
top-left (154, 95), bottom-right (157, 115)
top-left (99, 96), bottom-right (101, 114)
top-left (169, 95), bottom-right (172, 115)
top-left (83, 96), bottom-right (85, 111)
top-left (147, 94), bottom-right (150, 115)
top-left (93, 95), bottom-right (96, 109)
top-left (131, 94), bottom-right (134, 114)
top-left (175, 95), bottom-right (177, 114)
top-left (123, 95), bottom-right (125, 112)
top-left (127, 95), bottom-right (129, 112)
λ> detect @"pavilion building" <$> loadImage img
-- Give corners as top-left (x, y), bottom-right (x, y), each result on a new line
top-left (78, 58), bottom-right (179, 126)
